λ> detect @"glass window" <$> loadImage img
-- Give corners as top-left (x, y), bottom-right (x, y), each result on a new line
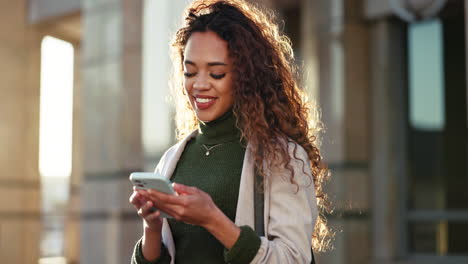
top-left (408, 221), bottom-right (439, 254)
top-left (39, 36), bottom-right (74, 262)
top-left (409, 221), bottom-right (468, 255)
top-left (407, 19), bottom-right (447, 211)
top-left (408, 20), bottom-right (445, 131)
top-left (405, 4), bottom-right (468, 257)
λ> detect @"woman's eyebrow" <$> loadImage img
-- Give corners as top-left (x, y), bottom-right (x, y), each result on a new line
top-left (184, 60), bottom-right (227, 66)
top-left (207, 62), bottom-right (227, 66)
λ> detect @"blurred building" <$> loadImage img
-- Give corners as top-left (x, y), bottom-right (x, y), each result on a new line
top-left (0, 0), bottom-right (467, 263)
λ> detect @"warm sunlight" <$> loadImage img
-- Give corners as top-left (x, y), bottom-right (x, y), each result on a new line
top-left (39, 36), bottom-right (74, 178)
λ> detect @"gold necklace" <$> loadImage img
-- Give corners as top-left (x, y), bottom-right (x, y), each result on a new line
top-left (201, 143), bottom-right (223, 156)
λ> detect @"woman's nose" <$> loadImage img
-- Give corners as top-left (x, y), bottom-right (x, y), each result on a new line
top-left (193, 75), bottom-right (210, 90)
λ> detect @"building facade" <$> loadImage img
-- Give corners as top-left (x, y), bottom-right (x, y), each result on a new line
top-left (0, 0), bottom-right (467, 263)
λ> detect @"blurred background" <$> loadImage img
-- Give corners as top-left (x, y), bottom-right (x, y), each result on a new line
top-left (1, 0), bottom-right (467, 263)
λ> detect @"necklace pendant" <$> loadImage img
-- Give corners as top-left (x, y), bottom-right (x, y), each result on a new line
top-left (205, 151), bottom-right (210, 156)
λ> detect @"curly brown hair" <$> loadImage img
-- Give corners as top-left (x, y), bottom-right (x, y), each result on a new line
top-left (170, 0), bottom-right (332, 252)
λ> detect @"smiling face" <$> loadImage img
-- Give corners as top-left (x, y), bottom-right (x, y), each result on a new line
top-left (183, 31), bottom-right (234, 122)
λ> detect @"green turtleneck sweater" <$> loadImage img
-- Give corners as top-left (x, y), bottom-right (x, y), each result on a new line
top-left (133, 110), bottom-right (261, 264)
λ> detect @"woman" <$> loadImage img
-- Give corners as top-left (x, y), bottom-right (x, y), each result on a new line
top-left (130, 0), bottom-right (330, 263)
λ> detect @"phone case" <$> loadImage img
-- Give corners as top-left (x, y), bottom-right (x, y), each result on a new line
top-left (129, 172), bottom-right (175, 218)
top-left (130, 172), bottom-right (175, 194)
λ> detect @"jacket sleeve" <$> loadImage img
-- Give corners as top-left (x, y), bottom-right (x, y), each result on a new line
top-left (250, 143), bottom-right (318, 263)
top-left (131, 238), bottom-right (172, 264)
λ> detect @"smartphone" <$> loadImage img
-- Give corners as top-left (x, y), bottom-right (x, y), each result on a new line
top-left (129, 172), bottom-right (176, 218)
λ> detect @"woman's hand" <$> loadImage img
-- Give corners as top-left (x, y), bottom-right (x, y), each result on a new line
top-left (139, 183), bottom-right (218, 228)
top-left (129, 187), bottom-right (163, 232)
top-left (129, 187), bottom-right (165, 261)
top-left (140, 183), bottom-right (241, 249)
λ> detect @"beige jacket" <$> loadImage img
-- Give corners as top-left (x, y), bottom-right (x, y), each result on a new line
top-left (155, 130), bottom-right (318, 263)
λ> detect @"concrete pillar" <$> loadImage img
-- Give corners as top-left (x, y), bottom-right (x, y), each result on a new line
top-left (369, 19), bottom-right (407, 263)
top-left (300, 0), bottom-right (319, 100)
top-left (0, 0), bottom-right (42, 262)
top-left (80, 0), bottom-right (144, 263)
top-left (313, 0), bottom-right (371, 263)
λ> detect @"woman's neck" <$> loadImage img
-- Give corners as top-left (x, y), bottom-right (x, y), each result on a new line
top-left (196, 110), bottom-right (241, 145)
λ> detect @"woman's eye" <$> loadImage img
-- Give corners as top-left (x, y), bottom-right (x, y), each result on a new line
top-left (184, 72), bottom-right (196, 77)
top-left (210, 73), bottom-right (226, 79)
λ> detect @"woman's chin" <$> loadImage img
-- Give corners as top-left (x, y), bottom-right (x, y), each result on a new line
top-left (195, 110), bottom-right (225, 123)
top-left (195, 112), bottom-right (214, 123)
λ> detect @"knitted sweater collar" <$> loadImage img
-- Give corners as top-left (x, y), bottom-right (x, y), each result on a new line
top-left (196, 109), bottom-right (241, 145)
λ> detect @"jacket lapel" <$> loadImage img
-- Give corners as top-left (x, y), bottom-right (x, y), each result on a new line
top-left (234, 144), bottom-right (255, 228)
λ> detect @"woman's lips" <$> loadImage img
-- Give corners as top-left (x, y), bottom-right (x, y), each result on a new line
top-left (194, 96), bottom-right (217, 110)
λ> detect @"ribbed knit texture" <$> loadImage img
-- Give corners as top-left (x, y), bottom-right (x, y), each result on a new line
top-left (170, 109), bottom-right (252, 264)
top-left (132, 110), bottom-right (261, 264)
